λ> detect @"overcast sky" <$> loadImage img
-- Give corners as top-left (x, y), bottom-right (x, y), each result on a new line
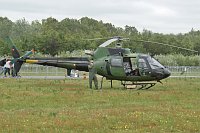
top-left (0, 0), bottom-right (200, 34)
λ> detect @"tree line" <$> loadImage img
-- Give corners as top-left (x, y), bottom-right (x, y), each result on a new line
top-left (0, 16), bottom-right (200, 57)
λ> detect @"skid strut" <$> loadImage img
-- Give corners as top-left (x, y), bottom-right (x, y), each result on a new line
top-left (121, 81), bottom-right (156, 90)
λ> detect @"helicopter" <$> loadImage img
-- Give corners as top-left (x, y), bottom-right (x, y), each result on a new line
top-left (22, 36), bottom-right (174, 90)
top-left (1, 36), bottom-right (197, 89)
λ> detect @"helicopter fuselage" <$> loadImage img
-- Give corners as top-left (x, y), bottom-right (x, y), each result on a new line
top-left (24, 47), bottom-right (170, 82)
top-left (93, 47), bottom-right (170, 82)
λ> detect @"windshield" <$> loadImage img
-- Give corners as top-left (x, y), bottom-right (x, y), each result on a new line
top-left (138, 58), bottom-right (148, 69)
top-left (147, 57), bottom-right (164, 69)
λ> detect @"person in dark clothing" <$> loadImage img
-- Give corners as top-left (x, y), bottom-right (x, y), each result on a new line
top-left (88, 60), bottom-right (98, 89)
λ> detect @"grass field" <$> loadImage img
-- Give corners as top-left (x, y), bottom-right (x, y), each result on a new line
top-left (0, 78), bottom-right (200, 132)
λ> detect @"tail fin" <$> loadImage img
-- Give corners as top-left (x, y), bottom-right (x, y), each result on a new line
top-left (4, 36), bottom-right (20, 58)
top-left (14, 50), bottom-right (34, 76)
top-left (4, 36), bottom-right (33, 76)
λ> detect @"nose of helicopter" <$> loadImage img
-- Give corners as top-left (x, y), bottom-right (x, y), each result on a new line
top-left (151, 68), bottom-right (171, 80)
top-left (163, 68), bottom-right (171, 78)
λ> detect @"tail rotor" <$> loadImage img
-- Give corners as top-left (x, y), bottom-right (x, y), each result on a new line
top-left (4, 36), bottom-right (34, 77)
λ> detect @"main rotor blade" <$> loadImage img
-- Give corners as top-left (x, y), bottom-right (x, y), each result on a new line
top-left (134, 40), bottom-right (198, 53)
top-left (98, 36), bottom-right (129, 47)
top-left (99, 38), bottom-right (119, 47)
top-left (84, 37), bottom-right (110, 41)
top-left (84, 36), bottom-right (129, 47)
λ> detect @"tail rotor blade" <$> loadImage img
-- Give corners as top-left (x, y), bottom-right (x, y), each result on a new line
top-left (21, 50), bottom-right (34, 59)
top-left (5, 36), bottom-right (20, 58)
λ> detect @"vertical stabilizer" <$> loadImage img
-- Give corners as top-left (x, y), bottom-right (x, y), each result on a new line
top-left (5, 36), bottom-right (20, 58)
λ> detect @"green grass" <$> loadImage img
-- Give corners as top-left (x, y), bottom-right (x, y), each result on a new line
top-left (0, 78), bottom-right (200, 132)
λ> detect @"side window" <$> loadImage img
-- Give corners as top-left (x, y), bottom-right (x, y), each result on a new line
top-left (111, 58), bottom-right (122, 67)
top-left (138, 58), bottom-right (148, 69)
top-left (130, 58), bottom-right (137, 69)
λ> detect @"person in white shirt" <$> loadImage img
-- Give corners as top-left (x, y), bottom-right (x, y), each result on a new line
top-left (4, 59), bottom-right (11, 77)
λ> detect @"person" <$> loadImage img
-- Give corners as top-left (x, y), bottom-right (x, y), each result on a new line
top-left (11, 63), bottom-right (15, 77)
top-left (88, 60), bottom-right (98, 89)
top-left (4, 59), bottom-right (11, 77)
top-left (123, 62), bottom-right (132, 75)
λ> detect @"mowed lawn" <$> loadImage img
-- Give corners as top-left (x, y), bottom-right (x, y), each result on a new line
top-left (0, 78), bottom-right (200, 132)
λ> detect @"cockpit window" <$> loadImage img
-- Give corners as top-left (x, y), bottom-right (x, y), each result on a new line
top-left (111, 58), bottom-right (123, 67)
top-left (138, 58), bottom-right (148, 69)
top-left (147, 57), bottom-right (164, 69)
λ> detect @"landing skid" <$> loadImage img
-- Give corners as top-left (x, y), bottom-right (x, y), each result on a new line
top-left (121, 81), bottom-right (156, 90)
top-left (100, 77), bottom-right (156, 90)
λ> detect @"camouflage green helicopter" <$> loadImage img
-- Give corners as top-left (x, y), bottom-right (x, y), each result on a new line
top-left (1, 36), bottom-right (197, 89)
top-left (23, 36), bottom-right (174, 89)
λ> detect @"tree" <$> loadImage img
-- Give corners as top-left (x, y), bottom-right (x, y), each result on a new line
top-left (37, 17), bottom-right (61, 56)
top-left (1, 16), bottom-right (200, 57)
top-left (0, 17), bottom-right (13, 55)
